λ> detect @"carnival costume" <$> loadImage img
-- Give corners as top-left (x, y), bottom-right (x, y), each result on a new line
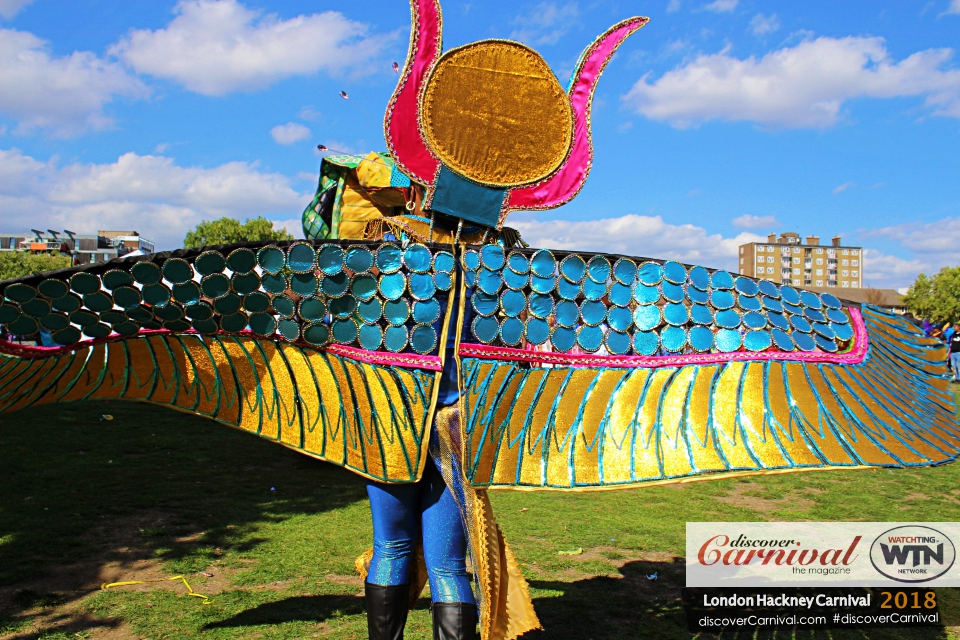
top-left (1, 1), bottom-right (959, 639)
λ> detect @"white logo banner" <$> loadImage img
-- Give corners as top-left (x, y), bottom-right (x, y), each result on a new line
top-left (687, 522), bottom-right (960, 587)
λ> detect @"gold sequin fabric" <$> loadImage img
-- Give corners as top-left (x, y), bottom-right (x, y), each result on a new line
top-left (0, 334), bottom-right (435, 483)
top-left (421, 41), bottom-right (573, 187)
top-left (460, 306), bottom-right (960, 489)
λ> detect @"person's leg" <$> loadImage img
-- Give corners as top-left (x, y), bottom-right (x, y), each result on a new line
top-left (952, 352), bottom-right (960, 381)
top-left (365, 480), bottom-right (421, 640)
top-left (420, 460), bottom-right (478, 639)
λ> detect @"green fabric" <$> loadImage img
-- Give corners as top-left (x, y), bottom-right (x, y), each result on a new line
top-left (301, 153), bottom-right (402, 240)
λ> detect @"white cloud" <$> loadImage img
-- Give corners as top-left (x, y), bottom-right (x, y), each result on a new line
top-left (855, 217), bottom-right (960, 287)
top-left (0, 28), bottom-right (148, 135)
top-left (832, 181), bottom-right (855, 194)
top-left (861, 249), bottom-right (932, 289)
top-left (511, 213), bottom-right (763, 270)
top-left (0, 148), bottom-right (307, 250)
top-left (750, 13), bottom-right (780, 36)
top-left (732, 214), bottom-right (779, 229)
top-left (0, 0), bottom-right (33, 19)
top-left (299, 106), bottom-right (321, 121)
top-left (666, 0), bottom-right (681, 13)
top-left (623, 36), bottom-right (960, 128)
top-left (509, 2), bottom-right (579, 46)
top-left (110, 0), bottom-right (387, 96)
top-left (270, 122), bottom-right (311, 145)
top-left (704, 0), bottom-right (738, 13)
top-left (942, 0), bottom-right (960, 15)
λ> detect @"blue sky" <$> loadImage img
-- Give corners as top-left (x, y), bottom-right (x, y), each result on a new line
top-left (1, 0), bottom-right (958, 288)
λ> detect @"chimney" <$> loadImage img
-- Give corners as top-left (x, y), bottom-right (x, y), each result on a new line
top-left (831, 235), bottom-right (841, 247)
top-left (805, 236), bottom-right (819, 246)
top-left (767, 233), bottom-right (776, 242)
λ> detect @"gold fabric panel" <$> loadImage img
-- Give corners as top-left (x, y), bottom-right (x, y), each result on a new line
top-left (460, 307), bottom-right (960, 489)
top-left (421, 41), bottom-right (573, 186)
top-left (0, 335), bottom-right (435, 484)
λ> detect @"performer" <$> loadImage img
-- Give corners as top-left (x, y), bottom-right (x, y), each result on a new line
top-left (364, 277), bottom-right (478, 640)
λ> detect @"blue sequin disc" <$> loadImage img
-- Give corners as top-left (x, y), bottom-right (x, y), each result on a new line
top-left (633, 330), bottom-right (659, 355)
top-left (633, 305), bottom-right (661, 331)
top-left (715, 328), bottom-right (741, 352)
top-left (525, 318), bottom-right (550, 344)
top-left (661, 326), bottom-right (687, 352)
top-left (500, 318), bottom-right (524, 346)
top-left (555, 300), bottom-right (579, 327)
top-left (607, 307), bottom-right (633, 332)
top-left (500, 289), bottom-right (527, 317)
top-left (689, 326), bottom-right (714, 352)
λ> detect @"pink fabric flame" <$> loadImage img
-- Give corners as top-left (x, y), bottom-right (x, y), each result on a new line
top-left (384, 0), bottom-right (443, 186)
top-left (505, 17), bottom-right (648, 213)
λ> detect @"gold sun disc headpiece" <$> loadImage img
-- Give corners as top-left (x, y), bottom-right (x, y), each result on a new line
top-left (421, 40), bottom-right (574, 188)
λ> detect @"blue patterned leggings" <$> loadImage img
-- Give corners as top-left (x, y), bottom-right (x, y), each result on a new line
top-left (365, 459), bottom-right (476, 604)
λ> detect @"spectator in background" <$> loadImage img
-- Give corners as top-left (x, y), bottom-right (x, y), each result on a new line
top-left (950, 325), bottom-right (960, 383)
top-left (946, 324), bottom-right (957, 374)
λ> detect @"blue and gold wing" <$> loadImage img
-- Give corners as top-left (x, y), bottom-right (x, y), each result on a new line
top-left (453, 245), bottom-right (960, 489)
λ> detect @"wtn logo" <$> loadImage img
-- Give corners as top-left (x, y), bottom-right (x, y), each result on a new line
top-left (870, 526), bottom-right (956, 583)
top-left (879, 542), bottom-right (944, 567)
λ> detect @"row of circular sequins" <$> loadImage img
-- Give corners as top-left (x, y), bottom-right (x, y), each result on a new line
top-left (0, 243), bottom-right (454, 355)
top-left (460, 246), bottom-right (852, 355)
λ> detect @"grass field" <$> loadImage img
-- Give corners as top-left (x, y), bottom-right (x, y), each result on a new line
top-left (1, 394), bottom-right (960, 639)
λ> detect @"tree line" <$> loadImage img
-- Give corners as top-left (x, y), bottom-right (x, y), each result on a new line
top-left (0, 217), bottom-right (292, 280)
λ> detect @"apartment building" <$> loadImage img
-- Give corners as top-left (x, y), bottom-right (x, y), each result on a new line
top-left (0, 229), bottom-right (155, 265)
top-left (738, 232), bottom-right (863, 290)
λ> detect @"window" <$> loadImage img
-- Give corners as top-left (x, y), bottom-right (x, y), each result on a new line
top-left (852, 270), bottom-right (858, 277)
top-left (740, 247), bottom-right (744, 254)
top-left (793, 257), bottom-right (800, 263)
top-left (768, 256), bottom-right (775, 263)
top-left (851, 282), bottom-right (859, 288)
top-left (816, 280), bottom-right (823, 286)
top-left (816, 258), bottom-right (823, 265)
top-left (739, 258), bottom-right (743, 265)
top-left (816, 248), bottom-right (823, 254)
top-left (816, 269), bottom-right (823, 275)
top-left (842, 249), bottom-right (849, 255)
top-left (842, 281), bottom-right (849, 287)
top-left (767, 267), bottom-right (774, 274)
top-left (842, 270), bottom-right (849, 276)
top-left (852, 260), bottom-right (858, 266)
top-left (841, 259), bottom-right (848, 266)
top-left (793, 268), bottom-right (800, 274)
top-left (757, 256), bottom-right (764, 262)
top-left (851, 249), bottom-right (859, 255)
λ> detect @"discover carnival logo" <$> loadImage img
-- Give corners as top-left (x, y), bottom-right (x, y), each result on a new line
top-left (869, 526), bottom-right (956, 583)
top-left (687, 522), bottom-right (960, 587)
top-left (697, 533), bottom-right (862, 573)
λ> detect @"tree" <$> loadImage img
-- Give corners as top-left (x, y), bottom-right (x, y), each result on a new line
top-left (0, 252), bottom-right (71, 280)
top-left (183, 217), bottom-right (294, 249)
top-left (903, 267), bottom-right (960, 325)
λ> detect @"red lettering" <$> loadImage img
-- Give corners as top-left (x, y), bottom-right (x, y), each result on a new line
top-left (698, 535), bottom-right (728, 565)
top-left (842, 536), bottom-right (862, 565)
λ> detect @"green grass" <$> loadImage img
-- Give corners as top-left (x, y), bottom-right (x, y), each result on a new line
top-left (0, 392), bottom-right (959, 639)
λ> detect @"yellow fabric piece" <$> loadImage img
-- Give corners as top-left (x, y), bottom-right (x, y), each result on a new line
top-left (0, 335), bottom-right (435, 484)
top-left (434, 406), bottom-right (541, 640)
top-left (338, 173), bottom-right (393, 240)
top-left (421, 40), bottom-right (573, 187)
top-left (101, 575), bottom-right (213, 605)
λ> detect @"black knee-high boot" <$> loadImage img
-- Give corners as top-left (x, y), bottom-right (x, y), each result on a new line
top-left (431, 602), bottom-right (479, 640)
top-left (365, 582), bottom-right (410, 640)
